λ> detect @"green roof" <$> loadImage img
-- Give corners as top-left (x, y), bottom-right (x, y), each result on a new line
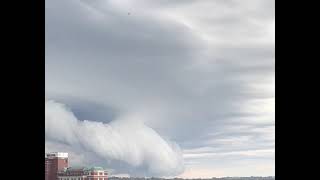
top-left (84, 167), bottom-right (105, 171)
top-left (65, 167), bottom-right (86, 171)
top-left (69, 166), bottom-right (85, 169)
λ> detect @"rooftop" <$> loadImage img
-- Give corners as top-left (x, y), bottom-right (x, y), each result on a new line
top-left (45, 152), bottom-right (68, 158)
top-left (63, 166), bottom-right (106, 172)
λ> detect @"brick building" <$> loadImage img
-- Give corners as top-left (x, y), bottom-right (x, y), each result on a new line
top-left (57, 166), bottom-right (108, 180)
top-left (45, 152), bottom-right (69, 180)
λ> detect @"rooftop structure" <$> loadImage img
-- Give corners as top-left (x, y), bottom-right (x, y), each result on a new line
top-left (46, 152), bottom-right (69, 159)
top-left (58, 166), bottom-right (108, 180)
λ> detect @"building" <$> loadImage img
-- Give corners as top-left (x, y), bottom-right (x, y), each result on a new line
top-left (57, 166), bottom-right (108, 180)
top-left (45, 152), bottom-right (69, 180)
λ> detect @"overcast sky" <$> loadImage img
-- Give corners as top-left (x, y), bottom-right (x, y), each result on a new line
top-left (45, 0), bottom-right (275, 178)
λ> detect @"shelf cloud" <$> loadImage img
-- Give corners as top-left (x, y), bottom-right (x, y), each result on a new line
top-left (46, 100), bottom-right (184, 176)
top-left (46, 0), bottom-right (274, 177)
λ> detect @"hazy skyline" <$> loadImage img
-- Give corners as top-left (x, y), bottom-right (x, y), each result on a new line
top-left (45, 0), bottom-right (275, 178)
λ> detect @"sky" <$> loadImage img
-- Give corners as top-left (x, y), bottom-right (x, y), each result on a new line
top-left (45, 0), bottom-right (275, 178)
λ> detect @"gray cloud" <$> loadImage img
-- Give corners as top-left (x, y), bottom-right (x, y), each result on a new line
top-left (46, 100), bottom-right (184, 176)
top-left (46, 0), bottom-right (274, 177)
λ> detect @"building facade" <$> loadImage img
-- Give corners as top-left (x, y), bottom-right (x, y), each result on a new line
top-left (45, 152), bottom-right (69, 180)
top-left (57, 167), bottom-right (108, 180)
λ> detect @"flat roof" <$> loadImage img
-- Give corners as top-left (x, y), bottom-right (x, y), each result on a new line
top-left (45, 152), bottom-right (68, 158)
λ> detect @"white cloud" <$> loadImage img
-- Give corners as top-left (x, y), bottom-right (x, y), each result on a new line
top-left (45, 100), bottom-right (184, 176)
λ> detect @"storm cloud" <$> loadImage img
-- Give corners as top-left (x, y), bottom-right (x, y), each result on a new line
top-left (45, 100), bottom-right (184, 176)
top-left (46, 0), bottom-right (274, 177)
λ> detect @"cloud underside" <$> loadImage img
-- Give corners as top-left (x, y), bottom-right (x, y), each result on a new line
top-left (46, 100), bottom-right (184, 176)
top-left (46, 0), bottom-right (274, 177)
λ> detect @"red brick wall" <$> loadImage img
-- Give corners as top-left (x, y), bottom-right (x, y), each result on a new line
top-left (45, 158), bottom-right (68, 180)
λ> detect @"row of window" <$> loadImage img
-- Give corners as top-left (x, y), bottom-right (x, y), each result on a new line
top-left (90, 172), bottom-right (107, 175)
top-left (59, 178), bottom-right (107, 180)
top-left (63, 172), bottom-right (107, 176)
top-left (65, 172), bottom-right (108, 176)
